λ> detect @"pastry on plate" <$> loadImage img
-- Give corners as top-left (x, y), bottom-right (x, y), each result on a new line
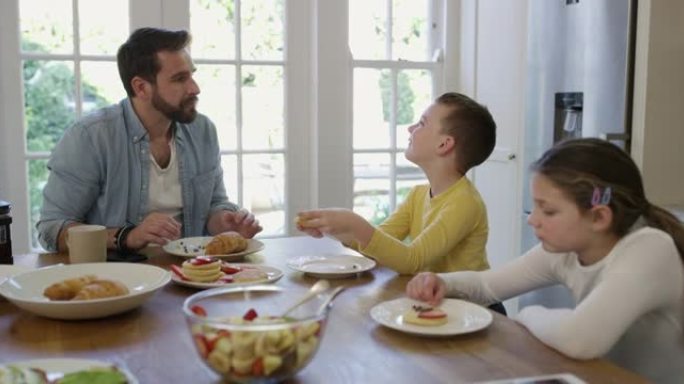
top-left (44, 276), bottom-right (129, 301)
top-left (403, 305), bottom-right (448, 326)
top-left (73, 279), bottom-right (130, 300)
top-left (205, 232), bottom-right (248, 255)
top-left (43, 275), bottom-right (98, 301)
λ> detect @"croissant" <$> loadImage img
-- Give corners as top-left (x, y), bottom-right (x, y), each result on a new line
top-left (205, 232), bottom-right (248, 255)
top-left (73, 279), bottom-right (129, 300)
top-left (43, 274), bottom-right (98, 301)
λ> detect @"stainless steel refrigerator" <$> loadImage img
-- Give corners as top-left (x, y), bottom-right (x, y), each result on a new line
top-left (519, 0), bottom-right (636, 309)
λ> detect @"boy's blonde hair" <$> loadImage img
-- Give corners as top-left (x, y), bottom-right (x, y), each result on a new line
top-left (436, 93), bottom-right (497, 173)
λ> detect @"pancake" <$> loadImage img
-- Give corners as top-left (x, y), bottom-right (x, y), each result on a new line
top-left (403, 305), bottom-right (448, 326)
top-left (182, 256), bottom-right (222, 282)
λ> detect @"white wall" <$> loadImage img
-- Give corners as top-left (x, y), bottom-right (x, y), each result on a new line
top-left (631, 0), bottom-right (684, 206)
top-left (463, 0), bottom-right (527, 270)
top-left (459, 0), bottom-right (528, 312)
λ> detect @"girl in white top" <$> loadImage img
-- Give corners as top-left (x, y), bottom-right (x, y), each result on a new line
top-left (406, 138), bottom-right (684, 383)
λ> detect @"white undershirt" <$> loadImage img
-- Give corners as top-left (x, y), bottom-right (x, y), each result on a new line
top-left (438, 227), bottom-right (684, 384)
top-left (147, 138), bottom-right (182, 220)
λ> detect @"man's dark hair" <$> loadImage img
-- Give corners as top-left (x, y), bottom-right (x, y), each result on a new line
top-left (436, 92), bottom-right (497, 173)
top-left (117, 28), bottom-right (191, 97)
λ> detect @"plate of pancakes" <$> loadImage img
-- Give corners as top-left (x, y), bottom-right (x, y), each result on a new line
top-left (370, 297), bottom-right (493, 337)
top-left (169, 256), bottom-right (282, 289)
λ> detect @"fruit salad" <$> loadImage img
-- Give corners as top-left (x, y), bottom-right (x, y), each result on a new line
top-left (189, 307), bottom-right (324, 379)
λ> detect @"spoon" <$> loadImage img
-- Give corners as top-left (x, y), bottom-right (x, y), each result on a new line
top-left (281, 280), bottom-right (330, 317)
top-left (316, 285), bottom-right (345, 315)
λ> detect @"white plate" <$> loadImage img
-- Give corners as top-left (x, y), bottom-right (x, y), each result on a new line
top-left (286, 254), bottom-right (376, 279)
top-left (171, 263), bottom-right (283, 289)
top-left (474, 373), bottom-right (587, 384)
top-left (0, 263), bottom-right (170, 320)
top-left (1, 358), bottom-right (138, 383)
top-left (0, 265), bottom-right (31, 301)
top-left (163, 237), bottom-right (265, 260)
top-left (370, 297), bottom-right (493, 336)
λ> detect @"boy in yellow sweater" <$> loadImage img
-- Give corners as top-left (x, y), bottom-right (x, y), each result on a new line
top-left (297, 92), bottom-right (496, 275)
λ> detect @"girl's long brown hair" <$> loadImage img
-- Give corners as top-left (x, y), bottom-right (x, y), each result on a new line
top-left (531, 138), bottom-right (684, 262)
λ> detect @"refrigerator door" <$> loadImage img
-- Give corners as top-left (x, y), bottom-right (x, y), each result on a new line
top-left (519, 0), bottom-right (634, 309)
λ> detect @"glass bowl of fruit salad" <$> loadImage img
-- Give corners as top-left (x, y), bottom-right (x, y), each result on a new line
top-left (183, 285), bottom-right (329, 383)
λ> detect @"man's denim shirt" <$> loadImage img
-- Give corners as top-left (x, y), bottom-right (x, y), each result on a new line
top-left (37, 98), bottom-right (238, 251)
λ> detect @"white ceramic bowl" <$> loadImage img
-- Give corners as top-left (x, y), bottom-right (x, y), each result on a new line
top-left (0, 265), bottom-right (31, 301)
top-left (0, 263), bottom-right (170, 320)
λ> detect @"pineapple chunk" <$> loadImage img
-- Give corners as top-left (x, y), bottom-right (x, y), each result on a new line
top-left (263, 354), bottom-right (283, 375)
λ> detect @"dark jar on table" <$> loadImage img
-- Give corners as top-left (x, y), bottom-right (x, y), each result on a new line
top-left (0, 200), bottom-right (13, 264)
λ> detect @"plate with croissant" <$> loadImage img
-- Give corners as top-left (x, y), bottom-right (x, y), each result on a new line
top-left (163, 232), bottom-right (265, 261)
top-left (0, 263), bottom-right (170, 320)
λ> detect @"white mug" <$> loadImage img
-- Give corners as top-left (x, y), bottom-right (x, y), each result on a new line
top-left (67, 225), bottom-right (107, 264)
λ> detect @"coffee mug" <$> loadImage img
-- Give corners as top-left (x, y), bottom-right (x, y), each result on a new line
top-left (67, 225), bottom-right (107, 264)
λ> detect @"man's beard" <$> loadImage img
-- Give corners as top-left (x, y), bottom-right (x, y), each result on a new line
top-left (152, 91), bottom-right (198, 123)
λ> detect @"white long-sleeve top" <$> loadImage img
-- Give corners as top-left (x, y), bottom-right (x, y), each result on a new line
top-left (438, 227), bottom-right (684, 383)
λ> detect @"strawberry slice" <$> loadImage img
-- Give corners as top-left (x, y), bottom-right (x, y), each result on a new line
top-left (190, 256), bottom-right (217, 265)
top-left (221, 263), bottom-right (242, 274)
top-left (170, 265), bottom-right (188, 280)
top-left (191, 304), bottom-right (208, 317)
top-left (218, 275), bottom-right (234, 284)
top-left (243, 308), bottom-right (258, 321)
top-left (417, 308), bottom-right (447, 319)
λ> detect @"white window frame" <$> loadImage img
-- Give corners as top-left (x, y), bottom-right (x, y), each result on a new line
top-left (0, 0), bottom-right (460, 253)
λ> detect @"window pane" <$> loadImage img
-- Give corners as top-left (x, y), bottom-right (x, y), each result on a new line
top-left (396, 69), bottom-right (433, 148)
top-left (241, 0), bottom-right (284, 60)
top-left (81, 61), bottom-right (124, 114)
top-left (20, 0), bottom-right (73, 54)
top-left (354, 153), bottom-right (390, 225)
top-left (354, 68), bottom-right (390, 149)
top-left (196, 65), bottom-right (237, 150)
top-left (191, 0), bottom-right (236, 59)
top-left (241, 65), bottom-right (284, 150)
top-left (28, 159), bottom-right (49, 250)
top-left (349, 0), bottom-right (386, 60)
top-left (78, 0), bottom-right (129, 55)
top-left (220, 155), bottom-right (239, 206)
top-left (392, 0), bottom-right (429, 61)
top-left (396, 153), bottom-right (426, 205)
top-left (24, 60), bottom-right (76, 152)
top-left (243, 154), bottom-right (285, 236)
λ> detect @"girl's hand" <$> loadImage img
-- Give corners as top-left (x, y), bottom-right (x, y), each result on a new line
top-left (406, 272), bottom-right (447, 307)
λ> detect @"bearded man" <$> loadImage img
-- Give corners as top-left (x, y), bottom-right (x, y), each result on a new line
top-left (37, 28), bottom-right (261, 253)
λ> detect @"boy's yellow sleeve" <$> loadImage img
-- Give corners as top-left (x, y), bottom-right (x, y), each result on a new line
top-left (342, 188), bottom-right (415, 251)
top-left (360, 187), bottom-right (487, 274)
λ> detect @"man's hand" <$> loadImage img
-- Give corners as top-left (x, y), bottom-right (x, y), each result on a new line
top-left (207, 209), bottom-right (262, 238)
top-left (126, 213), bottom-right (181, 250)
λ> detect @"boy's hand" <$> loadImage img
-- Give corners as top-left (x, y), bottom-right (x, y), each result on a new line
top-left (406, 272), bottom-right (447, 307)
top-left (295, 209), bottom-right (375, 247)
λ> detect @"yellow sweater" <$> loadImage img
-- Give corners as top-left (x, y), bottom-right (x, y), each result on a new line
top-left (355, 177), bottom-right (490, 274)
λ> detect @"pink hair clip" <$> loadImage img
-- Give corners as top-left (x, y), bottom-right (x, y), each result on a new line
top-left (591, 186), bottom-right (612, 206)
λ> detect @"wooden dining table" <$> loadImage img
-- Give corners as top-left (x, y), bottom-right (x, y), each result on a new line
top-left (1, 236), bottom-right (647, 383)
